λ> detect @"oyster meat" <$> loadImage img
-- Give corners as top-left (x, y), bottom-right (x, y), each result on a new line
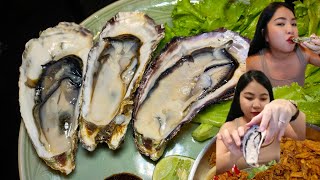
top-left (241, 125), bottom-right (266, 167)
top-left (79, 12), bottom-right (165, 151)
top-left (133, 28), bottom-right (250, 160)
top-left (19, 22), bottom-right (93, 174)
top-left (291, 36), bottom-right (317, 43)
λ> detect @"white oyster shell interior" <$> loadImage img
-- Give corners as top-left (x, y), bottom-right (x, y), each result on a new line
top-left (79, 12), bottom-right (164, 151)
top-left (242, 125), bottom-right (267, 167)
top-left (133, 29), bottom-right (250, 160)
top-left (19, 22), bottom-right (93, 174)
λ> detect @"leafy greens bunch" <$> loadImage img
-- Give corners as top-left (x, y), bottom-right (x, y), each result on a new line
top-left (294, 0), bottom-right (320, 36)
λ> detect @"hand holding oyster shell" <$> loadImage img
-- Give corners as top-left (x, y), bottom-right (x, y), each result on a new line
top-left (291, 36), bottom-right (316, 43)
top-left (218, 125), bottom-right (267, 168)
top-left (246, 99), bottom-right (299, 144)
top-left (297, 34), bottom-right (320, 55)
top-left (217, 127), bottom-right (245, 159)
top-left (241, 125), bottom-right (266, 167)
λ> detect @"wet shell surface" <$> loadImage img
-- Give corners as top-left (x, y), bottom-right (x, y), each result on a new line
top-left (79, 12), bottom-right (165, 151)
top-left (133, 28), bottom-right (250, 161)
top-left (19, 22), bottom-right (93, 174)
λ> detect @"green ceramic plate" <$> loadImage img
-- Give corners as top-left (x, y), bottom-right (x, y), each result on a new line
top-left (18, 0), bottom-right (209, 180)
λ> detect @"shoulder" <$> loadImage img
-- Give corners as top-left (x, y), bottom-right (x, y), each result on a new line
top-left (246, 54), bottom-right (262, 71)
top-left (219, 118), bottom-right (237, 132)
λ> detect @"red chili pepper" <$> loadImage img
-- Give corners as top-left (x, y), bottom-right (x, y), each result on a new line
top-left (227, 170), bottom-right (233, 176)
top-left (232, 164), bottom-right (240, 175)
top-left (213, 175), bottom-right (219, 180)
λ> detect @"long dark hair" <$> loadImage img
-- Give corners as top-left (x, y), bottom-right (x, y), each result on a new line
top-left (248, 2), bottom-right (295, 56)
top-left (225, 70), bottom-right (274, 122)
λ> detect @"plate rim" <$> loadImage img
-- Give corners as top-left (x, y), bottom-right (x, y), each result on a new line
top-left (80, 0), bottom-right (125, 26)
top-left (188, 136), bottom-right (216, 180)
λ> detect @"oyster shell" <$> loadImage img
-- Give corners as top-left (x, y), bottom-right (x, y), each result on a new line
top-left (19, 22), bottom-right (93, 174)
top-left (291, 36), bottom-right (316, 43)
top-left (133, 28), bottom-right (250, 160)
top-left (241, 125), bottom-right (266, 167)
top-left (79, 12), bottom-right (165, 151)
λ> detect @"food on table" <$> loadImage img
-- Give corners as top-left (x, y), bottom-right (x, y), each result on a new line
top-left (214, 164), bottom-right (249, 180)
top-left (79, 11), bottom-right (165, 151)
top-left (252, 137), bottom-right (320, 179)
top-left (152, 155), bottom-right (194, 180)
top-left (214, 137), bottom-right (320, 179)
top-left (133, 28), bottom-right (250, 161)
top-left (206, 151), bottom-right (217, 180)
top-left (19, 22), bottom-right (93, 174)
top-left (19, 0), bottom-right (320, 177)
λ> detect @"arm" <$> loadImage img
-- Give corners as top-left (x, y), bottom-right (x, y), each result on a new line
top-left (284, 109), bottom-right (306, 140)
top-left (216, 123), bottom-right (244, 175)
top-left (246, 55), bottom-right (262, 71)
top-left (215, 145), bottom-right (241, 175)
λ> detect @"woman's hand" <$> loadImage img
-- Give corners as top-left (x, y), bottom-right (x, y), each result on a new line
top-left (301, 34), bottom-right (320, 55)
top-left (246, 99), bottom-right (297, 144)
top-left (217, 126), bottom-right (247, 159)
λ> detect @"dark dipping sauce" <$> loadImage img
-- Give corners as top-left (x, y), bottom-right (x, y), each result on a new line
top-left (104, 172), bottom-right (143, 180)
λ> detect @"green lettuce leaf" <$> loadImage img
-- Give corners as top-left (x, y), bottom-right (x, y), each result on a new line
top-left (245, 160), bottom-right (277, 179)
top-left (192, 100), bottom-right (231, 126)
top-left (191, 124), bottom-right (220, 141)
top-left (273, 82), bottom-right (320, 126)
top-left (294, 0), bottom-right (320, 36)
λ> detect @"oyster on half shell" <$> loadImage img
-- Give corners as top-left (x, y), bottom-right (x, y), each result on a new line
top-left (133, 28), bottom-right (250, 161)
top-left (291, 36), bottom-right (317, 43)
top-left (79, 12), bottom-right (165, 151)
top-left (241, 125), bottom-right (267, 167)
top-left (19, 22), bottom-right (93, 174)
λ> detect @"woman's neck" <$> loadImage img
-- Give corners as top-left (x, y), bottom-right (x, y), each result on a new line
top-left (241, 116), bottom-right (251, 124)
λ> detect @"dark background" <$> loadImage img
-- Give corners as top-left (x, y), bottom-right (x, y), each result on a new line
top-left (1, 0), bottom-right (117, 179)
top-left (1, 0), bottom-right (295, 179)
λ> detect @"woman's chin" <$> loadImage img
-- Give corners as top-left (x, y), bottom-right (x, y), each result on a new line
top-left (251, 112), bottom-right (259, 117)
